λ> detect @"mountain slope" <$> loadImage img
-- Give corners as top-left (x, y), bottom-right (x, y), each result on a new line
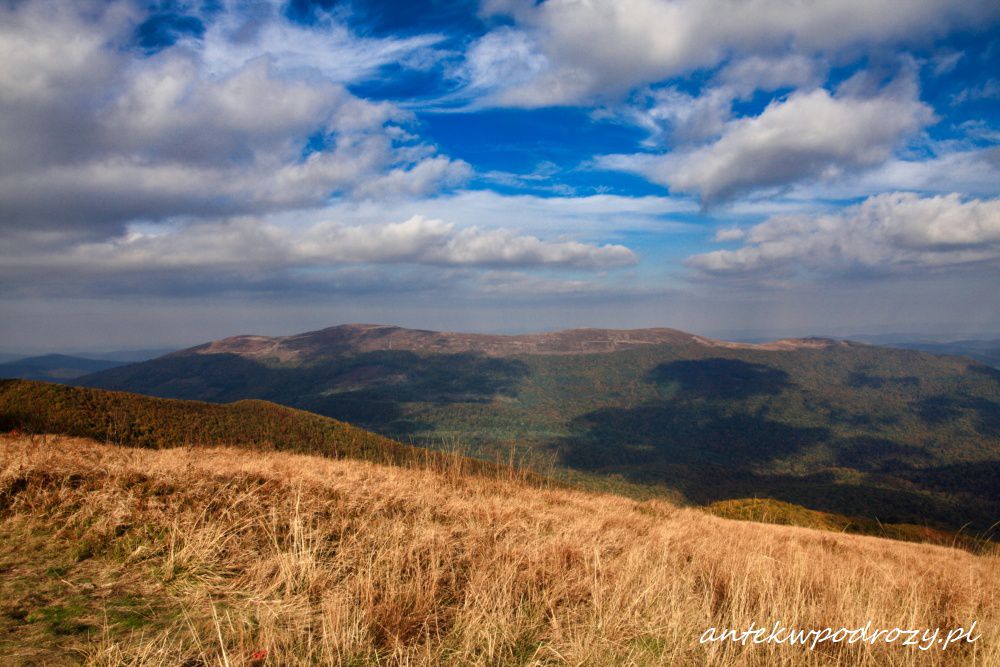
top-left (1, 434), bottom-right (996, 665)
top-left (79, 324), bottom-right (1000, 532)
top-left (885, 339), bottom-right (1000, 369)
top-left (0, 354), bottom-right (123, 382)
top-left (0, 379), bottom-right (523, 478)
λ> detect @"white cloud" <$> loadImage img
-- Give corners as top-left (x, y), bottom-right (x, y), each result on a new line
top-left (471, 0), bottom-right (1000, 106)
top-left (601, 54), bottom-right (826, 150)
top-left (106, 56), bottom-right (398, 165)
top-left (295, 190), bottom-right (699, 238)
top-left (930, 50), bottom-right (964, 76)
top-left (703, 145), bottom-right (1000, 220)
top-left (626, 86), bottom-right (735, 146)
top-left (460, 28), bottom-right (551, 103)
top-left (686, 192), bottom-right (1000, 278)
top-left (298, 215), bottom-right (637, 268)
top-left (715, 54), bottom-right (826, 98)
top-left (952, 78), bottom-right (1000, 105)
top-left (1, 215), bottom-right (637, 281)
top-left (199, 2), bottom-right (443, 83)
top-left (778, 146), bottom-right (1000, 202)
top-left (713, 227), bottom-right (746, 242)
top-left (0, 1), bottom-right (467, 235)
top-left (599, 83), bottom-right (934, 203)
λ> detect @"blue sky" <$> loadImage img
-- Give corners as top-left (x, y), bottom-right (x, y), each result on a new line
top-left (1, 0), bottom-right (999, 351)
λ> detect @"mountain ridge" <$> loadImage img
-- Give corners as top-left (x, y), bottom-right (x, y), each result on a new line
top-left (0, 354), bottom-right (124, 382)
top-left (178, 323), bottom-right (851, 363)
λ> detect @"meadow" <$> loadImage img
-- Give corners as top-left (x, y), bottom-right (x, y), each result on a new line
top-left (1, 433), bottom-right (997, 666)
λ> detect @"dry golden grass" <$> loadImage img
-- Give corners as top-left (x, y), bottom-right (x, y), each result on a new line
top-left (1, 433), bottom-right (997, 666)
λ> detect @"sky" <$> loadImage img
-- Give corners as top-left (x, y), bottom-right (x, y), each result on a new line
top-left (2, 0), bottom-right (1000, 352)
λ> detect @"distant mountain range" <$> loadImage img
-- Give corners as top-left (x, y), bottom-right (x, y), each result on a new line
top-left (78, 324), bottom-right (1000, 532)
top-left (848, 336), bottom-right (1000, 369)
top-left (0, 348), bottom-right (177, 383)
top-left (0, 354), bottom-right (125, 382)
top-left (73, 348), bottom-right (178, 363)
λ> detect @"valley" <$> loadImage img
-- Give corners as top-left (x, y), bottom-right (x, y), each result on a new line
top-left (74, 324), bottom-right (1000, 534)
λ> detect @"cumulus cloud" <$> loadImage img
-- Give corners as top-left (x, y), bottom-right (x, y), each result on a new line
top-left (0, 215), bottom-right (636, 292)
top-left (715, 54), bottom-right (826, 98)
top-left (601, 53), bottom-right (827, 151)
top-left (470, 0), bottom-right (1000, 106)
top-left (781, 146), bottom-right (1000, 201)
top-left (713, 227), bottom-right (746, 242)
top-left (705, 145), bottom-right (1000, 220)
top-left (618, 86), bottom-right (735, 147)
top-left (599, 81), bottom-right (934, 203)
top-left (0, 1), bottom-right (467, 236)
top-left (686, 192), bottom-right (1000, 279)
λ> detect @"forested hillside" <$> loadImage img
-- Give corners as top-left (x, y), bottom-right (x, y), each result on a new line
top-left (78, 325), bottom-right (1000, 532)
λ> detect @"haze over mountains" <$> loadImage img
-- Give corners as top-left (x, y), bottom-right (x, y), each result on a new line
top-left (0, 354), bottom-right (124, 382)
top-left (849, 336), bottom-right (1000, 370)
top-left (0, 347), bottom-right (179, 383)
top-left (78, 323), bottom-right (1000, 533)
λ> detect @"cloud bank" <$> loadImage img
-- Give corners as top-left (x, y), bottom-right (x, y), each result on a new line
top-left (687, 192), bottom-right (1000, 278)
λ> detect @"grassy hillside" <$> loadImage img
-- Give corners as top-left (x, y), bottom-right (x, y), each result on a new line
top-left (2, 434), bottom-right (997, 665)
top-left (0, 379), bottom-right (526, 479)
top-left (80, 334), bottom-right (1000, 532)
top-left (4, 377), bottom-right (986, 548)
top-left (6, 377), bottom-right (989, 550)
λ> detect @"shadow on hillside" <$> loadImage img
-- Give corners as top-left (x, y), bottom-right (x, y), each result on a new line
top-left (560, 403), bottom-right (830, 471)
top-left (561, 358), bottom-right (818, 471)
top-left (296, 351), bottom-right (530, 435)
top-left (554, 355), bottom-right (991, 526)
top-left (914, 394), bottom-right (1000, 437)
top-left (82, 351), bottom-right (531, 437)
top-left (78, 353), bottom-right (270, 402)
top-left (847, 371), bottom-right (920, 389)
top-left (662, 464), bottom-right (991, 529)
top-left (833, 436), bottom-right (935, 472)
top-left (648, 358), bottom-right (791, 399)
top-left (898, 461), bottom-right (1000, 498)
top-left (966, 364), bottom-right (1000, 382)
